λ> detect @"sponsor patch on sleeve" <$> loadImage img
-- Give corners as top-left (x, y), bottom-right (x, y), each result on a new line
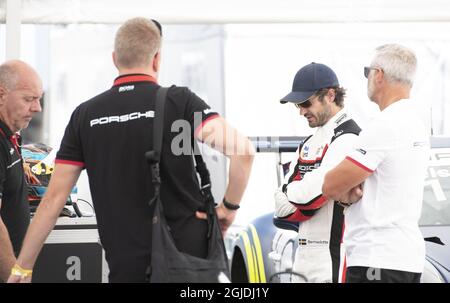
top-left (355, 148), bottom-right (367, 155)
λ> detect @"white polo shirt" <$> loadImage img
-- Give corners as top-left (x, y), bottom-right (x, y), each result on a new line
top-left (344, 99), bottom-right (429, 273)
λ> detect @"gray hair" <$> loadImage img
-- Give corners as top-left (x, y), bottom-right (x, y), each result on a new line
top-left (371, 44), bottom-right (417, 87)
top-left (0, 63), bottom-right (19, 90)
top-left (114, 17), bottom-right (161, 69)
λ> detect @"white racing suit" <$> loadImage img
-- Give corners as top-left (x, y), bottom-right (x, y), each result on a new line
top-left (275, 109), bottom-right (360, 283)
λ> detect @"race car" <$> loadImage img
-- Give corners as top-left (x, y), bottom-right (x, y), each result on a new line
top-left (226, 136), bottom-right (450, 283)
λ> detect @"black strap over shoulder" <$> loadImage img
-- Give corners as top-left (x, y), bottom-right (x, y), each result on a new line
top-left (145, 87), bottom-right (230, 283)
top-left (147, 87), bottom-right (168, 164)
top-left (193, 141), bottom-right (216, 238)
top-left (145, 87), bottom-right (168, 207)
top-left (330, 119), bottom-right (361, 144)
top-left (145, 87), bottom-right (216, 237)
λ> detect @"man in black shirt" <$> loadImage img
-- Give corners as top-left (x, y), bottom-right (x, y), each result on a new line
top-left (10, 18), bottom-right (254, 282)
top-left (0, 60), bottom-right (43, 282)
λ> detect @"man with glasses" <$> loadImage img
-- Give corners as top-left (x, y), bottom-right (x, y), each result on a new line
top-left (274, 62), bottom-right (361, 283)
top-left (8, 17), bottom-right (254, 283)
top-left (323, 44), bottom-right (429, 283)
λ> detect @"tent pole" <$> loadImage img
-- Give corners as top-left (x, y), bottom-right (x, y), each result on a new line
top-left (6, 0), bottom-right (22, 60)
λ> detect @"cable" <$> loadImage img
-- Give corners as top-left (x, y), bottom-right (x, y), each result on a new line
top-left (76, 198), bottom-right (95, 213)
top-left (72, 202), bottom-right (83, 217)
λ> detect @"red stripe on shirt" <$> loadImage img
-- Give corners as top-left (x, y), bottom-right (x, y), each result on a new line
top-left (341, 257), bottom-right (347, 283)
top-left (293, 173), bottom-right (302, 181)
top-left (0, 129), bottom-right (22, 159)
top-left (194, 114), bottom-right (220, 137)
top-left (55, 159), bottom-right (85, 167)
top-left (340, 221), bottom-right (347, 283)
top-left (345, 156), bottom-right (374, 173)
top-left (10, 134), bottom-right (21, 158)
top-left (113, 75), bottom-right (157, 86)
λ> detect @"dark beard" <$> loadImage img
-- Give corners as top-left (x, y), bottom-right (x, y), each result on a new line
top-left (309, 106), bottom-right (332, 127)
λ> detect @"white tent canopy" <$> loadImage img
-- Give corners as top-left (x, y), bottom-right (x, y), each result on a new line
top-left (1, 0), bottom-right (450, 222)
top-left (2, 0), bottom-right (450, 24)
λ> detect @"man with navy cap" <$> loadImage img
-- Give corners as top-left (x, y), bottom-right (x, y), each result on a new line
top-left (274, 62), bottom-right (361, 283)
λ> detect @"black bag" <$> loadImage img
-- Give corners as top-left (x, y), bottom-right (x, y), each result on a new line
top-left (145, 87), bottom-right (230, 283)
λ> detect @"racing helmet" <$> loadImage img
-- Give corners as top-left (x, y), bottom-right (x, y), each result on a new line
top-left (22, 143), bottom-right (77, 212)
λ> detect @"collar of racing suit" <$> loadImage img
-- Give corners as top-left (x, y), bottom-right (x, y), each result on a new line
top-left (319, 107), bottom-right (349, 135)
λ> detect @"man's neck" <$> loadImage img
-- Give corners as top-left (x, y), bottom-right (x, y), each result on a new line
top-left (327, 105), bottom-right (344, 123)
top-left (0, 114), bottom-right (17, 134)
top-left (319, 105), bottom-right (344, 129)
top-left (377, 85), bottom-right (410, 111)
top-left (118, 68), bottom-right (157, 79)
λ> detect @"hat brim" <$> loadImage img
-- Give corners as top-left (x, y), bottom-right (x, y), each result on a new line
top-left (280, 91), bottom-right (316, 104)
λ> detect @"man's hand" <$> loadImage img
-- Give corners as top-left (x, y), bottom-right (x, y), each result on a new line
top-left (274, 188), bottom-right (296, 218)
top-left (7, 263), bottom-right (33, 283)
top-left (0, 200), bottom-right (18, 282)
top-left (196, 203), bottom-right (237, 237)
top-left (6, 274), bottom-right (21, 283)
top-left (336, 184), bottom-right (363, 206)
top-left (215, 203), bottom-right (237, 236)
top-left (7, 274), bottom-right (31, 283)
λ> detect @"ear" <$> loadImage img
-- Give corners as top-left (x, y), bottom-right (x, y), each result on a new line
top-left (327, 88), bottom-right (336, 104)
top-left (112, 51), bottom-right (119, 70)
top-left (375, 69), bottom-right (385, 84)
top-left (153, 51), bottom-right (161, 73)
top-left (0, 86), bottom-right (7, 106)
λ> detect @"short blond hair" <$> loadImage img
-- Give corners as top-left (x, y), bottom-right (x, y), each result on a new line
top-left (371, 44), bottom-right (417, 87)
top-left (114, 17), bottom-right (161, 69)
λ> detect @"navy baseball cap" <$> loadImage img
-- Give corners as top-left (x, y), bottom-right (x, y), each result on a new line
top-left (280, 62), bottom-right (339, 104)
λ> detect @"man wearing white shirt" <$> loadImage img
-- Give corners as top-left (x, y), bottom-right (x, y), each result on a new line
top-left (275, 63), bottom-right (361, 283)
top-left (323, 44), bottom-right (429, 283)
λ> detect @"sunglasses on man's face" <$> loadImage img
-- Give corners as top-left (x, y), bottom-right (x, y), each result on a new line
top-left (294, 99), bottom-right (312, 109)
top-left (364, 66), bottom-right (381, 78)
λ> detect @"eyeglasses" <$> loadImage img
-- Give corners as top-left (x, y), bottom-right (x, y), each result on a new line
top-left (364, 66), bottom-right (382, 78)
top-left (294, 99), bottom-right (312, 109)
top-left (151, 19), bottom-right (163, 36)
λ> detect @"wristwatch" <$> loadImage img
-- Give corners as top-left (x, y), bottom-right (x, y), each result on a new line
top-left (222, 198), bottom-right (240, 210)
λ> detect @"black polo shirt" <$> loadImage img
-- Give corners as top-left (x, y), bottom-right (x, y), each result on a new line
top-left (55, 74), bottom-right (219, 282)
top-left (0, 120), bottom-right (30, 256)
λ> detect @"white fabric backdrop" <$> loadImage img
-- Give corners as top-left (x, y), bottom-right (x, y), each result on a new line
top-left (2, 0), bottom-right (450, 24)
